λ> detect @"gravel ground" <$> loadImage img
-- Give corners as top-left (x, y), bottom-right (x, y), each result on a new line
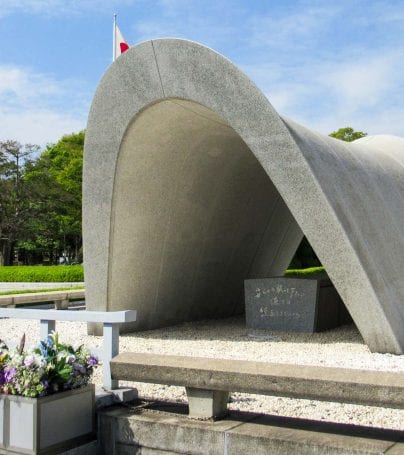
top-left (0, 315), bottom-right (403, 430)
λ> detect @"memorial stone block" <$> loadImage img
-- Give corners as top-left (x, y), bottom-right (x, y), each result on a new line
top-left (245, 277), bottom-right (351, 333)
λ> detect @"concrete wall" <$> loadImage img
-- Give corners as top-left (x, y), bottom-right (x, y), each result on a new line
top-left (83, 39), bottom-right (404, 354)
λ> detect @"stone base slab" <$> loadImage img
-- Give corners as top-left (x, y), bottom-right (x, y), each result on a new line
top-left (98, 402), bottom-right (404, 454)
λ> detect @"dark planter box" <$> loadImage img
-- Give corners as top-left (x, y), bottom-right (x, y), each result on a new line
top-left (245, 277), bottom-right (351, 333)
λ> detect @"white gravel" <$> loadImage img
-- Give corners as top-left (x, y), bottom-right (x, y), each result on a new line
top-left (0, 315), bottom-right (403, 430)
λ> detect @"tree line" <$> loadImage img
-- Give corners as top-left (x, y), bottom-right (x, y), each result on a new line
top-left (0, 132), bottom-right (83, 265)
top-left (0, 127), bottom-right (365, 266)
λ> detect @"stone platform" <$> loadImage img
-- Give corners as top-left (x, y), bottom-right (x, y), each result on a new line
top-left (98, 402), bottom-right (404, 454)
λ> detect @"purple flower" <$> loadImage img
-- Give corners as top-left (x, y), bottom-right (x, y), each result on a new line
top-left (41, 379), bottom-right (49, 389)
top-left (88, 356), bottom-right (98, 367)
top-left (73, 363), bottom-right (86, 374)
top-left (4, 366), bottom-right (16, 383)
top-left (0, 370), bottom-right (5, 385)
top-left (23, 355), bottom-right (35, 368)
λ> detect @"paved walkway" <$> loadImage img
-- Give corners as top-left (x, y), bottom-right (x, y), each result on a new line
top-left (0, 282), bottom-right (85, 292)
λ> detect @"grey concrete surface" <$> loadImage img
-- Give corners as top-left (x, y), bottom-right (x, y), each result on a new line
top-left (83, 38), bottom-right (404, 353)
top-left (98, 404), bottom-right (404, 455)
top-left (110, 352), bottom-right (404, 410)
top-left (185, 387), bottom-right (229, 420)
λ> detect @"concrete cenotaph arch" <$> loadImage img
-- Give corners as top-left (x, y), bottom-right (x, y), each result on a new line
top-left (83, 39), bottom-right (404, 354)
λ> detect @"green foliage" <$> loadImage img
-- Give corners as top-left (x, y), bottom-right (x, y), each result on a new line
top-left (0, 141), bottom-right (39, 265)
top-left (285, 266), bottom-right (326, 278)
top-left (0, 265), bottom-right (84, 282)
top-left (10, 131), bottom-right (84, 264)
top-left (329, 127), bottom-right (367, 142)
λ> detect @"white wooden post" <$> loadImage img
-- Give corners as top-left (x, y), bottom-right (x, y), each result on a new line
top-left (40, 319), bottom-right (56, 340)
top-left (103, 322), bottom-right (120, 390)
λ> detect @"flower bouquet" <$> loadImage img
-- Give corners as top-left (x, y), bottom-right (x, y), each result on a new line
top-left (0, 333), bottom-right (99, 454)
top-left (0, 332), bottom-right (98, 398)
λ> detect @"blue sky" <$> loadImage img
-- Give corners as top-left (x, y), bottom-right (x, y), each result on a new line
top-left (1, 0), bottom-right (404, 146)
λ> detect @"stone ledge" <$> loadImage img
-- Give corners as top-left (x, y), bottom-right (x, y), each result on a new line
top-left (98, 402), bottom-right (404, 455)
top-left (111, 352), bottom-right (404, 409)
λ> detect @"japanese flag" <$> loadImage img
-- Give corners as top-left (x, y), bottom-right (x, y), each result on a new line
top-left (115, 25), bottom-right (129, 58)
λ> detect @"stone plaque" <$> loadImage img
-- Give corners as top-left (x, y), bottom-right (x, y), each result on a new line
top-left (245, 277), bottom-right (350, 333)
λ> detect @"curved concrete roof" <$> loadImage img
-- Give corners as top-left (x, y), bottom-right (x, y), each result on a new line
top-left (83, 39), bottom-right (404, 354)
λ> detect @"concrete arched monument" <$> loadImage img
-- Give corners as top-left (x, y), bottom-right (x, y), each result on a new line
top-left (83, 39), bottom-right (404, 354)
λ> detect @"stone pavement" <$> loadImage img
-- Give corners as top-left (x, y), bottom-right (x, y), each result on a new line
top-left (0, 282), bottom-right (85, 293)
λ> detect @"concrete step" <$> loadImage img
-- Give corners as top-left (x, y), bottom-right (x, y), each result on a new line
top-left (98, 401), bottom-right (404, 455)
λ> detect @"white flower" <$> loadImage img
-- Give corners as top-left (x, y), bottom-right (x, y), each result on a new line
top-left (23, 355), bottom-right (36, 368)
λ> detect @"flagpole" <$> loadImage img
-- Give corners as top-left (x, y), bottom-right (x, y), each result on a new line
top-left (113, 13), bottom-right (117, 62)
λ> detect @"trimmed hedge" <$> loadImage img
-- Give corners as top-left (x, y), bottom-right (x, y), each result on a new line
top-left (285, 266), bottom-right (326, 278)
top-left (0, 265), bottom-right (84, 282)
top-left (0, 264), bottom-right (324, 283)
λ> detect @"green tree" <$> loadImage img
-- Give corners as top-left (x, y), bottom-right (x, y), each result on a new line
top-left (329, 127), bottom-right (367, 142)
top-left (0, 141), bottom-right (38, 265)
top-left (20, 131), bottom-right (84, 263)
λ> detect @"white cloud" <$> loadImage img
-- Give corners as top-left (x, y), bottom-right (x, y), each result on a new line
top-left (246, 4), bottom-right (340, 51)
top-left (240, 40), bottom-right (404, 136)
top-left (353, 1), bottom-right (404, 25)
top-left (1, 0), bottom-right (404, 141)
top-left (0, 66), bottom-right (61, 103)
top-left (0, 65), bottom-right (87, 145)
top-left (303, 49), bottom-right (404, 135)
top-left (266, 85), bottom-right (309, 113)
top-left (0, 0), bottom-right (134, 17)
top-left (318, 53), bottom-right (403, 112)
top-left (0, 109), bottom-right (85, 145)
top-left (309, 105), bottom-right (404, 137)
top-left (132, 3), bottom-right (236, 47)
